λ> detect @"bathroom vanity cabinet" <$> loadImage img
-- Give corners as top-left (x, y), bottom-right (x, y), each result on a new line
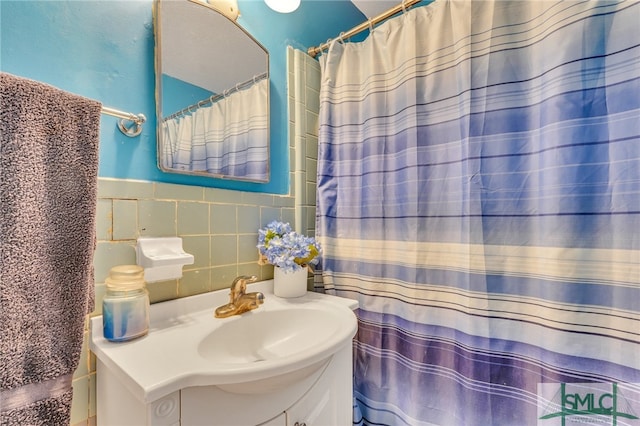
top-left (91, 280), bottom-right (358, 426)
top-left (182, 345), bottom-right (352, 426)
top-left (96, 344), bottom-right (351, 425)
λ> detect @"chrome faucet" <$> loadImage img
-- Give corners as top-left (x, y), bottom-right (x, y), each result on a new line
top-left (214, 275), bottom-right (264, 318)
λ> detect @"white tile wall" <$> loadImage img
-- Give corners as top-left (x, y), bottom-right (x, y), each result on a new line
top-left (287, 46), bottom-right (322, 238)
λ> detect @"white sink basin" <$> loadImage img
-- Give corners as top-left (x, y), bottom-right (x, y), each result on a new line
top-left (198, 307), bottom-right (341, 364)
top-left (90, 280), bottom-right (358, 403)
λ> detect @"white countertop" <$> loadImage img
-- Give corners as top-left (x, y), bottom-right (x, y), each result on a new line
top-left (90, 280), bottom-right (358, 403)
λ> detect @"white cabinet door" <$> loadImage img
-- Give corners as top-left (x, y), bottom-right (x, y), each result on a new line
top-left (286, 344), bottom-right (353, 426)
top-left (286, 383), bottom-right (333, 426)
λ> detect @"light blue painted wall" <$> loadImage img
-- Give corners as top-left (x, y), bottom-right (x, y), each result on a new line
top-left (0, 0), bottom-right (364, 194)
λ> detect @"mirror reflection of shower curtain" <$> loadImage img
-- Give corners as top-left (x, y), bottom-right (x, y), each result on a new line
top-left (316, 1), bottom-right (640, 425)
top-left (161, 78), bottom-right (268, 180)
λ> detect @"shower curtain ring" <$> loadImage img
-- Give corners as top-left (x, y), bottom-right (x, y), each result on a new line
top-left (339, 32), bottom-right (346, 43)
top-left (368, 18), bottom-right (374, 33)
top-left (401, 0), bottom-right (407, 14)
top-left (324, 37), bottom-right (332, 51)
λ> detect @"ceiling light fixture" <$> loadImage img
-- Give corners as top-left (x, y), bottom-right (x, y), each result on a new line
top-left (264, 0), bottom-right (300, 13)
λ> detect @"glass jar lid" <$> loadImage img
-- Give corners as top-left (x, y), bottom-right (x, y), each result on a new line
top-left (105, 265), bottom-right (145, 291)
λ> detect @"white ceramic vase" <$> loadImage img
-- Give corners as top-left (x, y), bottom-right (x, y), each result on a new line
top-left (273, 266), bottom-right (308, 298)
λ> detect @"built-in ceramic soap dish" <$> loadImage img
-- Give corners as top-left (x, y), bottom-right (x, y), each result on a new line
top-left (136, 237), bottom-right (194, 282)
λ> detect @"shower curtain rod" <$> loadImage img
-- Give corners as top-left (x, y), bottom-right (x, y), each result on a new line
top-left (307, 0), bottom-right (422, 58)
top-left (161, 72), bottom-right (268, 123)
top-left (101, 106), bottom-right (146, 138)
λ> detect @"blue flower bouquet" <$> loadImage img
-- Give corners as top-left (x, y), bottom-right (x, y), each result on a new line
top-left (257, 221), bottom-right (321, 273)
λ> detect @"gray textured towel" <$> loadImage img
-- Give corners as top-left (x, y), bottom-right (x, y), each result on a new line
top-left (0, 73), bottom-right (101, 425)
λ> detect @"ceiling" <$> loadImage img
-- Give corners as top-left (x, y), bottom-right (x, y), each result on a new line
top-left (350, 0), bottom-right (398, 18)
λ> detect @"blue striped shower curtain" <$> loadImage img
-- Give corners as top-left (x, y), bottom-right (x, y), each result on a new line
top-left (316, 1), bottom-right (640, 425)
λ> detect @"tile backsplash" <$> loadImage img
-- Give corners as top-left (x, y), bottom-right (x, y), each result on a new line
top-left (72, 178), bottom-right (294, 425)
top-left (93, 178), bottom-right (295, 306)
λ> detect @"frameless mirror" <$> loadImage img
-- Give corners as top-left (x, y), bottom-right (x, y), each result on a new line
top-left (154, 0), bottom-right (270, 182)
